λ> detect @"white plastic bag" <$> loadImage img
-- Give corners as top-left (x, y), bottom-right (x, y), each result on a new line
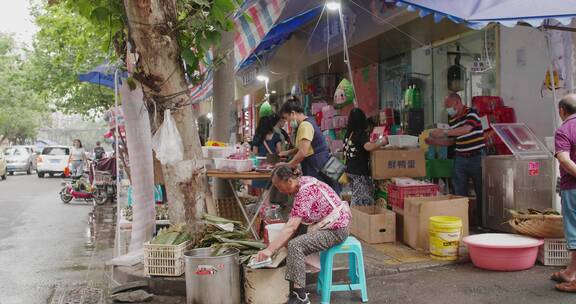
top-left (152, 110), bottom-right (184, 165)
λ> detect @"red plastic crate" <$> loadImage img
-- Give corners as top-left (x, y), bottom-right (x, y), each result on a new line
top-left (494, 107), bottom-right (516, 123)
top-left (472, 96), bottom-right (504, 115)
top-left (387, 183), bottom-right (440, 210)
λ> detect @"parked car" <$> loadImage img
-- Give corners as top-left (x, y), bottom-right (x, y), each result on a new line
top-left (0, 151), bottom-right (6, 180)
top-left (37, 146), bottom-right (71, 178)
top-left (4, 146), bottom-right (35, 175)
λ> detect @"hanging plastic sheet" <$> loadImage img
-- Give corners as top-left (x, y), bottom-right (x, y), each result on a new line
top-left (121, 82), bottom-right (156, 252)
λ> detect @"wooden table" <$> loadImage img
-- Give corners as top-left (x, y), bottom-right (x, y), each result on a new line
top-left (207, 170), bottom-right (273, 239)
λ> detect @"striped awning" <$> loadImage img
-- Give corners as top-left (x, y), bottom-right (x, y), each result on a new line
top-left (234, 0), bottom-right (287, 70)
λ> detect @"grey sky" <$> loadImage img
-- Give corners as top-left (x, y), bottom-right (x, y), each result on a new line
top-left (0, 0), bottom-right (37, 46)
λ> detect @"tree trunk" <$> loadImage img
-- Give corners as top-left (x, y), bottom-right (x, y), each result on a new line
top-left (123, 0), bottom-right (215, 231)
top-left (212, 31), bottom-right (236, 199)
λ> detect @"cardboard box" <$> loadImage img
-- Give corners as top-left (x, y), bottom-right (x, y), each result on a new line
top-left (350, 205), bottom-right (396, 244)
top-left (371, 149), bottom-right (426, 180)
top-left (244, 266), bottom-right (289, 304)
top-left (403, 195), bottom-right (469, 251)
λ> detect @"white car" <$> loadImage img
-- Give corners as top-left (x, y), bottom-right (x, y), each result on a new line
top-left (37, 146), bottom-right (71, 178)
top-left (0, 151), bottom-right (6, 180)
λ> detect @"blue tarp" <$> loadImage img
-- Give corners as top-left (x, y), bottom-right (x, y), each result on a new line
top-left (396, 0), bottom-right (576, 29)
top-left (78, 63), bottom-right (126, 89)
top-left (238, 5), bottom-right (323, 70)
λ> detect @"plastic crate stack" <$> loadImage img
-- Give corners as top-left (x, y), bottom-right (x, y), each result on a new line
top-left (387, 183), bottom-right (440, 210)
top-left (472, 96), bottom-right (516, 155)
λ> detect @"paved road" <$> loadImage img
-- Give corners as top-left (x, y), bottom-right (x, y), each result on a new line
top-left (0, 173), bottom-right (107, 304)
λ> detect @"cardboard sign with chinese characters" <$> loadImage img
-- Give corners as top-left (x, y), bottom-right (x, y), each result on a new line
top-left (371, 149), bottom-right (426, 180)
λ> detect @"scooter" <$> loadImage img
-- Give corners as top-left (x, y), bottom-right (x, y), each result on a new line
top-left (59, 174), bottom-right (95, 204)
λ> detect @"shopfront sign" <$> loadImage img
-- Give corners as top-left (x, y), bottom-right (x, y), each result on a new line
top-left (239, 66), bottom-right (260, 87)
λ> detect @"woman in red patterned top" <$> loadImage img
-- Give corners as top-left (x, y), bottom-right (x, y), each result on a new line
top-left (256, 165), bottom-right (351, 304)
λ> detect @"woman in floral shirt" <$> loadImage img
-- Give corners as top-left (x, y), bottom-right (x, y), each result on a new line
top-left (256, 165), bottom-right (351, 304)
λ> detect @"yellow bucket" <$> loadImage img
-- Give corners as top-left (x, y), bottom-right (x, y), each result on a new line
top-left (429, 216), bottom-right (462, 261)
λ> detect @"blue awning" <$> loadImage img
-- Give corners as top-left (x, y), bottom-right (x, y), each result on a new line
top-left (396, 0), bottom-right (576, 29)
top-left (238, 5), bottom-right (323, 70)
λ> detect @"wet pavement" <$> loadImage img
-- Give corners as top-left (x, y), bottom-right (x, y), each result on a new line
top-left (0, 174), bottom-right (113, 304)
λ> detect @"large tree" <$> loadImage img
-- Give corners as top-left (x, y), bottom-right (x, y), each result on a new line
top-left (51, 0), bottom-right (241, 230)
top-left (29, 3), bottom-right (113, 116)
top-left (0, 34), bottom-right (48, 144)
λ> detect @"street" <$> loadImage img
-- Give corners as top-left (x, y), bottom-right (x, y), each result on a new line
top-left (0, 174), bottom-right (110, 304)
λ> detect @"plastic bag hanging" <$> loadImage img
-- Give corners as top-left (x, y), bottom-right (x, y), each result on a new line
top-left (152, 110), bottom-right (184, 165)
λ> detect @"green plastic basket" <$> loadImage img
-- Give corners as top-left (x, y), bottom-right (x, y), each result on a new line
top-left (426, 159), bottom-right (454, 178)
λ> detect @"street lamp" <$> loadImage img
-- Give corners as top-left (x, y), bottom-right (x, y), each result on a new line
top-left (326, 0), bottom-right (341, 11)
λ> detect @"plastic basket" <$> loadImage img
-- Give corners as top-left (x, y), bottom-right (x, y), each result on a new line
top-left (144, 240), bottom-right (191, 276)
top-left (387, 183), bottom-right (440, 209)
top-left (538, 239), bottom-right (570, 266)
top-left (213, 158), bottom-right (253, 172)
top-left (215, 198), bottom-right (245, 223)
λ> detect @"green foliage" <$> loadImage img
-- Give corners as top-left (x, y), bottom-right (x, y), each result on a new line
top-left (29, 3), bottom-right (114, 116)
top-left (30, 0), bottom-right (242, 116)
top-left (0, 34), bottom-right (48, 144)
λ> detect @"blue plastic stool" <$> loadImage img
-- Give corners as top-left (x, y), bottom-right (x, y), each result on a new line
top-left (317, 236), bottom-right (368, 303)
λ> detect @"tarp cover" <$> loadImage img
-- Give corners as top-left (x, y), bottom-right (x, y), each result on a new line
top-left (396, 0), bottom-right (576, 29)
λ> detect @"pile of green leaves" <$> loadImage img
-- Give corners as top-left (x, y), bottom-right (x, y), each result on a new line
top-left (151, 224), bottom-right (192, 245)
top-left (198, 213), bottom-right (266, 264)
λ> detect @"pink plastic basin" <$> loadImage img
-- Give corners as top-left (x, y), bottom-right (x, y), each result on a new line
top-left (463, 234), bottom-right (543, 271)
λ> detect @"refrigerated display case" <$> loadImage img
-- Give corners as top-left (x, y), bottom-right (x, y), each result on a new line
top-left (482, 123), bottom-right (554, 232)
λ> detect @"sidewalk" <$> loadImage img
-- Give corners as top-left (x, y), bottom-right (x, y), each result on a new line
top-left (111, 239), bottom-right (468, 299)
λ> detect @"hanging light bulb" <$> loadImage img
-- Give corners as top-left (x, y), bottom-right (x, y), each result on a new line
top-left (326, 0), bottom-right (341, 11)
top-left (256, 74), bottom-right (269, 82)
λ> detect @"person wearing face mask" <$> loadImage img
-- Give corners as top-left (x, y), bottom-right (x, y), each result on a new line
top-left (278, 97), bottom-right (339, 192)
top-left (429, 93), bottom-right (485, 226)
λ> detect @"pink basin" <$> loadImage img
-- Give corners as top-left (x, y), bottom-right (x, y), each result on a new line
top-left (463, 234), bottom-right (543, 271)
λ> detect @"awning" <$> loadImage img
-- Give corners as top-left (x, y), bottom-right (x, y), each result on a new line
top-left (234, 0), bottom-right (288, 70)
top-left (237, 5), bottom-right (323, 70)
top-left (78, 62), bottom-right (126, 89)
top-left (396, 0), bottom-right (576, 29)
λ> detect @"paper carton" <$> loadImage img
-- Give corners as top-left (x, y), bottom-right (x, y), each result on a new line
top-left (371, 149), bottom-right (426, 180)
top-left (403, 195), bottom-right (469, 251)
top-left (350, 205), bottom-right (396, 244)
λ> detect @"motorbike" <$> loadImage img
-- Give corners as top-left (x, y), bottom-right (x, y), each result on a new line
top-left (91, 157), bottom-right (117, 205)
top-left (59, 174), bottom-right (95, 204)
top-left (92, 170), bottom-right (116, 205)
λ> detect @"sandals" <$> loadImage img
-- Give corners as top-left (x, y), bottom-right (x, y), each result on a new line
top-left (551, 271), bottom-right (574, 284)
top-left (556, 281), bottom-right (576, 293)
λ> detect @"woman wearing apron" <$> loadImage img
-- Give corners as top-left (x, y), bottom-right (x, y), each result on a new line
top-left (278, 97), bottom-right (339, 192)
top-left (255, 165), bottom-right (351, 304)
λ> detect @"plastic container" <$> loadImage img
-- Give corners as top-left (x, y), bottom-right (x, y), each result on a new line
top-left (463, 233), bottom-right (543, 271)
top-left (266, 223), bottom-right (285, 244)
top-left (538, 238), bottom-right (571, 266)
top-left (143, 241), bottom-right (191, 276)
top-left (202, 146), bottom-right (234, 159)
top-left (387, 135), bottom-right (419, 148)
top-left (184, 248), bottom-right (241, 304)
top-left (429, 216), bottom-right (462, 261)
top-left (387, 183), bottom-right (440, 209)
top-left (213, 158), bottom-right (253, 172)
